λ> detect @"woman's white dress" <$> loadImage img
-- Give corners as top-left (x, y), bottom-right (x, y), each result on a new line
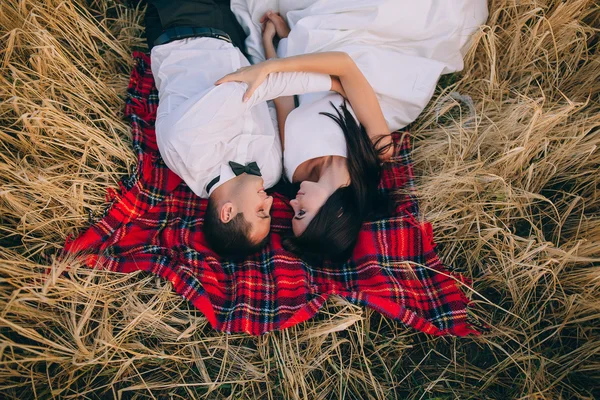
top-left (231, 0), bottom-right (488, 181)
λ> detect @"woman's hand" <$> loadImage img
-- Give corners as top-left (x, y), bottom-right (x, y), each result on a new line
top-left (262, 20), bottom-right (277, 44)
top-left (262, 20), bottom-right (278, 60)
top-left (215, 62), bottom-right (273, 102)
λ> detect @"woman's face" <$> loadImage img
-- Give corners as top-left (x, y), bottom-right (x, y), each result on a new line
top-left (289, 181), bottom-right (330, 237)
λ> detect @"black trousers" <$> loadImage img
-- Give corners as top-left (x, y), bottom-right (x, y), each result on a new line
top-left (144, 0), bottom-right (247, 51)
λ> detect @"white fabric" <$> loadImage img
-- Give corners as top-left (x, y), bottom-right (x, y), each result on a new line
top-left (283, 92), bottom-right (351, 181)
top-left (151, 37), bottom-right (332, 198)
top-left (231, 0), bottom-right (488, 181)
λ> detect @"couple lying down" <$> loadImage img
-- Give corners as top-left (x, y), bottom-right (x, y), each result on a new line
top-left (147, 0), bottom-right (487, 260)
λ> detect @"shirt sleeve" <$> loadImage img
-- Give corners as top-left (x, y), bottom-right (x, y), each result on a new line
top-left (245, 71), bottom-right (332, 108)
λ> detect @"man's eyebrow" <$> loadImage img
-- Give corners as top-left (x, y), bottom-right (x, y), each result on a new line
top-left (260, 215), bottom-right (270, 220)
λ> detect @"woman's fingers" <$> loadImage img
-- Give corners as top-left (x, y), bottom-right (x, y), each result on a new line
top-left (214, 69), bottom-right (243, 85)
top-left (215, 74), bottom-right (257, 103)
top-left (243, 84), bottom-right (259, 103)
top-left (215, 65), bottom-right (269, 103)
top-left (214, 73), bottom-right (235, 85)
top-left (214, 75), bottom-right (230, 86)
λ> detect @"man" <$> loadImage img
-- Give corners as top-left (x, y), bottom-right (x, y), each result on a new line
top-left (144, 0), bottom-right (333, 257)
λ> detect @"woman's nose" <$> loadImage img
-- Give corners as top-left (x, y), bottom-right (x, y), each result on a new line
top-left (289, 198), bottom-right (298, 211)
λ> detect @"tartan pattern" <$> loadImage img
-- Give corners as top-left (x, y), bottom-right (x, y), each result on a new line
top-left (64, 52), bottom-right (480, 336)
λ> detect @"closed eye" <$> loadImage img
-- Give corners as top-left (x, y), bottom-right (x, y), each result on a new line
top-left (258, 209), bottom-right (270, 220)
top-left (294, 210), bottom-right (306, 220)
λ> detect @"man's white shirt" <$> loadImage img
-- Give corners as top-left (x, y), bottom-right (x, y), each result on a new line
top-left (150, 37), bottom-right (331, 198)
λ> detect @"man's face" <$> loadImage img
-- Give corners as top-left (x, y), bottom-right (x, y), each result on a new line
top-left (236, 175), bottom-right (274, 243)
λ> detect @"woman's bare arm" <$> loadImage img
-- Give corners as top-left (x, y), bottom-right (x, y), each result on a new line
top-left (216, 52), bottom-right (391, 159)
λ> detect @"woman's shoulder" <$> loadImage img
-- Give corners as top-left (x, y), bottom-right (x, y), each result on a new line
top-left (285, 93), bottom-right (351, 142)
top-left (283, 93), bottom-right (351, 181)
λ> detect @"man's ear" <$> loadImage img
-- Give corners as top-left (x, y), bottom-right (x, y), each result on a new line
top-left (220, 202), bottom-right (235, 223)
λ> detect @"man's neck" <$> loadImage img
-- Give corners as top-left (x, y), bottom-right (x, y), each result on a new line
top-left (212, 173), bottom-right (243, 199)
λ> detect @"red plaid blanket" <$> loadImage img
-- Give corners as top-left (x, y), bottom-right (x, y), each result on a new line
top-left (64, 52), bottom-right (480, 336)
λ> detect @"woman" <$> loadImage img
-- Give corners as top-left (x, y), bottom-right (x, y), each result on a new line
top-left (217, 13), bottom-right (393, 261)
top-left (219, 2), bottom-right (487, 260)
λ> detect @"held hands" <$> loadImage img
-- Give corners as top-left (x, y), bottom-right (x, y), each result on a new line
top-left (260, 11), bottom-right (290, 39)
top-left (261, 11), bottom-right (290, 60)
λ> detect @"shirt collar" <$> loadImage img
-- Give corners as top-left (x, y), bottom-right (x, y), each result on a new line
top-left (207, 163), bottom-right (236, 196)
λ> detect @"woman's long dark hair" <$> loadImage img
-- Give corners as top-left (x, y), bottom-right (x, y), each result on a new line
top-left (282, 101), bottom-right (392, 262)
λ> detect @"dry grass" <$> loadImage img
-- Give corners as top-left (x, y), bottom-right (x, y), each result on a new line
top-left (0, 0), bottom-right (599, 398)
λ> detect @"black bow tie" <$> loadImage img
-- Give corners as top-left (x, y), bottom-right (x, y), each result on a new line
top-left (206, 162), bottom-right (263, 194)
top-left (228, 161), bottom-right (262, 177)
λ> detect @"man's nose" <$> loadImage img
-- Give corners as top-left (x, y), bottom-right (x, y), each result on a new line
top-left (265, 196), bottom-right (274, 213)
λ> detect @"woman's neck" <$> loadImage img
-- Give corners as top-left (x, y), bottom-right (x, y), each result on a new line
top-left (293, 156), bottom-right (348, 185)
top-left (317, 156), bottom-right (350, 191)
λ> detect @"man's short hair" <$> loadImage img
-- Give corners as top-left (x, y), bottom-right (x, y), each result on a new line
top-left (203, 198), bottom-right (269, 258)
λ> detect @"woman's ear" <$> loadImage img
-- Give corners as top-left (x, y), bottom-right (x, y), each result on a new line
top-left (220, 202), bottom-right (235, 223)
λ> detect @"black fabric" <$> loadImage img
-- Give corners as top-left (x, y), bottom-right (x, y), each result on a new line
top-left (144, 3), bottom-right (163, 49)
top-left (228, 161), bottom-right (262, 177)
top-left (153, 27), bottom-right (232, 47)
top-left (145, 0), bottom-right (247, 51)
top-left (206, 176), bottom-right (220, 194)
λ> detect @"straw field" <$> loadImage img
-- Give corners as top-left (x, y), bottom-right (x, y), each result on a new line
top-left (1, 0), bottom-right (599, 398)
